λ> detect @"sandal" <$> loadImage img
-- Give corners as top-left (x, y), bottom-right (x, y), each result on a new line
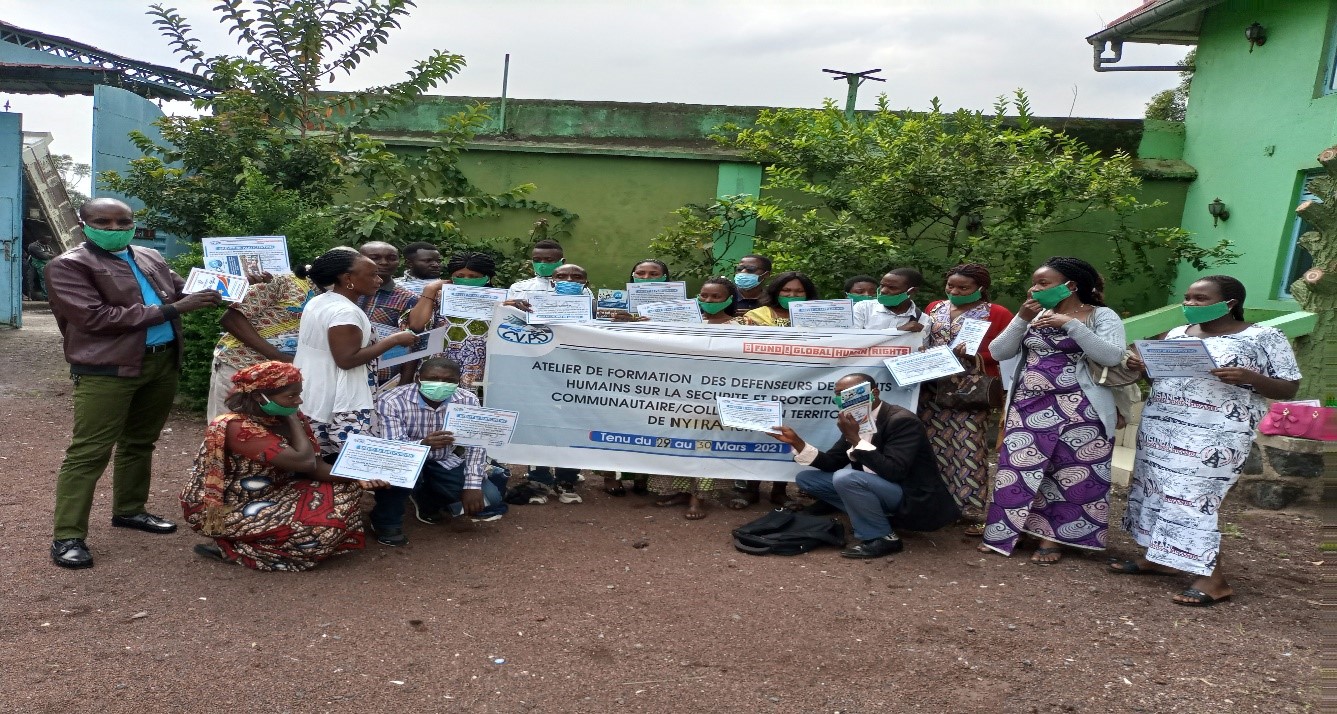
top-left (726, 495), bottom-right (758, 510)
top-left (602, 476), bottom-right (626, 497)
top-left (1107, 559), bottom-right (1175, 576)
top-left (193, 544), bottom-right (227, 562)
top-left (1029, 546), bottom-right (1063, 565)
top-left (962, 523), bottom-right (985, 537)
top-left (1173, 587), bottom-right (1232, 607)
top-left (655, 494), bottom-right (690, 508)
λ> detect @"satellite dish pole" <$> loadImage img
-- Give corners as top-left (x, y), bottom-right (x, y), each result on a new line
top-left (821, 68), bottom-right (885, 120)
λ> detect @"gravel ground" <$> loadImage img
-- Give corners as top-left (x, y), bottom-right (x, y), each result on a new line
top-left (0, 305), bottom-right (1321, 714)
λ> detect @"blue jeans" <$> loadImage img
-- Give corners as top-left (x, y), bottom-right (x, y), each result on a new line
top-left (795, 467), bottom-right (904, 541)
top-left (370, 462), bottom-right (508, 531)
top-left (526, 465), bottom-right (579, 488)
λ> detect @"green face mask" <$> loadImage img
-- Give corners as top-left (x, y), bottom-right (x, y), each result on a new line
top-left (948, 289), bottom-right (982, 306)
top-left (1182, 301), bottom-right (1232, 324)
top-left (83, 226), bottom-right (136, 252)
top-left (258, 395), bottom-right (299, 417)
top-left (777, 296), bottom-right (806, 310)
top-left (532, 260), bottom-right (563, 277)
top-left (847, 293), bottom-right (876, 303)
top-left (832, 395), bottom-right (843, 408)
top-left (877, 291), bottom-right (911, 308)
top-left (452, 276), bottom-right (489, 287)
top-left (633, 276), bottom-right (668, 283)
top-left (418, 380), bottom-right (458, 402)
top-left (1031, 282), bottom-right (1073, 310)
top-left (698, 296), bottom-right (733, 315)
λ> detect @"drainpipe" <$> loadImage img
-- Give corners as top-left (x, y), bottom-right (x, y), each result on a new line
top-left (1086, 0), bottom-right (1216, 72)
top-left (1091, 40), bottom-right (1186, 72)
top-left (499, 53), bottom-right (510, 134)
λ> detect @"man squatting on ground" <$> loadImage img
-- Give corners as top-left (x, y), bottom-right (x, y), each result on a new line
top-left (769, 373), bottom-right (961, 559)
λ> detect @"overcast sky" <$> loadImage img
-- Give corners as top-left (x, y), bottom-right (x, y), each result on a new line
top-left (3, 0), bottom-right (1188, 187)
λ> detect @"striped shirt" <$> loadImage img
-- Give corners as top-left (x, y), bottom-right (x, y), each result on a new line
top-left (376, 383), bottom-right (487, 489)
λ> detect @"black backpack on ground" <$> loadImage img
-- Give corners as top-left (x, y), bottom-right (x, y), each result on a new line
top-left (731, 509), bottom-right (847, 556)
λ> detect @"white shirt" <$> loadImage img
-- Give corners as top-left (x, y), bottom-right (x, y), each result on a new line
top-left (506, 275), bottom-right (593, 301)
top-left (853, 299), bottom-right (931, 336)
top-left (793, 404), bottom-right (881, 473)
top-left (293, 292), bottom-right (373, 422)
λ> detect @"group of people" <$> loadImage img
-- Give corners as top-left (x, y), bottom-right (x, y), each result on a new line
top-left (44, 197), bottom-right (1301, 606)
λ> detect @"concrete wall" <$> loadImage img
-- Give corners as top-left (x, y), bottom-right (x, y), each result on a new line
top-left (1177, 1), bottom-right (1337, 309)
top-left (365, 97), bottom-right (1192, 298)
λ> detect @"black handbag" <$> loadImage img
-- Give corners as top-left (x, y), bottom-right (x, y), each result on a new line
top-left (932, 355), bottom-right (1002, 411)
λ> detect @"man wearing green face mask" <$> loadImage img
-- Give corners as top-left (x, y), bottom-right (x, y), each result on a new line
top-left (375, 358), bottom-right (507, 544)
top-left (46, 198), bottom-right (225, 569)
top-left (853, 269), bottom-right (929, 335)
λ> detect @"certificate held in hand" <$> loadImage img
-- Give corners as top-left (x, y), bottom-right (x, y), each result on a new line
top-left (884, 346), bottom-right (965, 387)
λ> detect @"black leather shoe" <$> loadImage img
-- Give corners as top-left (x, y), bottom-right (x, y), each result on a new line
top-left (840, 532), bottom-right (904, 559)
top-left (52, 539), bottom-right (93, 569)
top-left (111, 512), bottom-right (177, 534)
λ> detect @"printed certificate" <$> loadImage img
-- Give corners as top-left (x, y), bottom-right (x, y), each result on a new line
top-left (376, 326), bottom-right (448, 370)
top-left (716, 397), bottom-right (783, 433)
top-left (1134, 339), bottom-right (1219, 379)
top-left (183, 267), bottom-right (249, 303)
top-left (443, 403), bottom-right (519, 448)
top-left (626, 281), bottom-right (687, 309)
top-left (788, 299), bottom-right (854, 329)
top-left (439, 285), bottom-right (508, 320)
top-left (884, 346), bottom-right (965, 386)
top-left (838, 381), bottom-right (876, 435)
top-left (636, 299), bottom-right (703, 324)
top-left (528, 294), bottom-right (594, 324)
top-left (950, 318), bottom-right (990, 356)
top-left (202, 236), bottom-right (291, 274)
top-left (330, 434), bottom-right (431, 489)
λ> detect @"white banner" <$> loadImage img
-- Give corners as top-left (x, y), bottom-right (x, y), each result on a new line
top-left (482, 307), bottom-right (922, 481)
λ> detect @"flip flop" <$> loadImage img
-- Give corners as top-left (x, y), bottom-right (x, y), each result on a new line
top-left (603, 484), bottom-right (627, 497)
top-left (1107, 559), bottom-right (1172, 575)
top-left (1029, 546), bottom-right (1063, 565)
top-left (1173, 587), bottom-right (1232, 607)
top-left (962, 523), bottom-right (985, 537)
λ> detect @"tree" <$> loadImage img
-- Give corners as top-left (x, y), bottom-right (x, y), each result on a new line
top-left (51, 154), bottom-right (90, 208)
top-left (1145, 49), bottom-right (1195, 122)
top-left (656, 91), bottom-right (1236, 307)
top-left (99, 0), bottom-right (576, 407)
top-left (1288, 145), bottom-right (1336, 401)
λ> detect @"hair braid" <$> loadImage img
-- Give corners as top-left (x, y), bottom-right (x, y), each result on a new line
top-left (1042, 256), bottom-right (1106, 307)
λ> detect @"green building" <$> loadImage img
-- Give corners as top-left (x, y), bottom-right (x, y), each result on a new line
top-left (1087, 0), bottom-right (1336, 315)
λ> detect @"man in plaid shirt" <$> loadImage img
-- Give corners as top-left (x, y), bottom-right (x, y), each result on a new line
top-left (372, 357), bottom-right (502, 546)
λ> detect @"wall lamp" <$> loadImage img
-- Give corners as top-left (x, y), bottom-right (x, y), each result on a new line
top-left (1245, 23), bottom-right (1267, 52)
top-left (1208, 198), bottom-right (1230, 226)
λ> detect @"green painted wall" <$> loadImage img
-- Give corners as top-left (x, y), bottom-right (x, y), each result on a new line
top-left (363, 98), bottom-right (1192, 299)
top-left (454, 150), bottom-right (720, 286)
top-left (1176, 0), bottom-right (1337, 310)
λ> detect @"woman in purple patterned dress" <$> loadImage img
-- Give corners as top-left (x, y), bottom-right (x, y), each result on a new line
top-left (978, 257), bottom-right (1127, 564)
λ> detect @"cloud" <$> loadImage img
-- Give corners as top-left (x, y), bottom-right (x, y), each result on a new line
top-left (1, 0), bottom-right (1189, 177)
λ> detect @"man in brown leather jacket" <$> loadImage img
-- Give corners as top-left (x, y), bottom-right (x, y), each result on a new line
top-left (45, 198), bottom-right (222, 569)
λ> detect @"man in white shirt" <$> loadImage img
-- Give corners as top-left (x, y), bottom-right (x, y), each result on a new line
top-left (505, 239), bottom-right (590, 499)
top-left (852, 268), bottom-right (930, 337)
top-left (769, 373), bottom-right (959, 559)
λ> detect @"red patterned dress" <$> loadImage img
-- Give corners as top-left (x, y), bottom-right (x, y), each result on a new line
top-left (180, 414), bottom-right (367, 571)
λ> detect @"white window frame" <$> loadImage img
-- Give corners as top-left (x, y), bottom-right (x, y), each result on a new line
top-left (1277, 173), bottom-right (1321, 299)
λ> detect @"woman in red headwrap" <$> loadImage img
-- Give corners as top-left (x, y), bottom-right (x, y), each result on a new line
top-left (180, 361), bottom-right (387, 571)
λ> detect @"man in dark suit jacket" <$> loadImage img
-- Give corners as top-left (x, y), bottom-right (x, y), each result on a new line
top-left (770, 373), bottom-right (959, 558)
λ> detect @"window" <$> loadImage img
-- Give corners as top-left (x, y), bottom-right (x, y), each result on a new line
top-left (1327, 14), bottom-right (1337, 95)
top-left (1278, 173), bottom-right (1321, 299)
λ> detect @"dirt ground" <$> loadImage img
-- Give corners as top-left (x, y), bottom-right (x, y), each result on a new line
top-left (0, 305), bottom-right (1321, 714)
